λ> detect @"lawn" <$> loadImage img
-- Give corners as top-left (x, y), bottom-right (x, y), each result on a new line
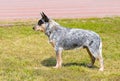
top-left (0, 17), bottom-right (120, 81)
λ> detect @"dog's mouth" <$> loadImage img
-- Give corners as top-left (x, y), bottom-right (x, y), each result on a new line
top-left (33, 27), bottom-right (44, 32)
top-left (33, 27), bottom-right (38, 31)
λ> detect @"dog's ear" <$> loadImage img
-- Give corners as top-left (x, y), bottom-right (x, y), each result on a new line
top-left (41, 12), bottom-right (49, 22)
top-left (40, 12), bottom-right (44, 18)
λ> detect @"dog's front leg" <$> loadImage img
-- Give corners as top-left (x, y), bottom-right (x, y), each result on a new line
top-left (53, 48), bottom-right (63, 68)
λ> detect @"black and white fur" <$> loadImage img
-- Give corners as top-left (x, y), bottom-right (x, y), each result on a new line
top-left (33, 12), bottom-right (104, 71)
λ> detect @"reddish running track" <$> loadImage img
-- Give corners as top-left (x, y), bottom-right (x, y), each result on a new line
top-left (0, 0), bottom-right (120, 20)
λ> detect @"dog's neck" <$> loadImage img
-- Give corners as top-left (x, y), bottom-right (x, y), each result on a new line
top-left (45, 20), bottom-right (60, 37)
top-left (48, 20), bottom-right (60, 28)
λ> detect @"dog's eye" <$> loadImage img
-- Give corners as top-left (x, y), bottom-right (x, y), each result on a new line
top-left (38, 20), bottom-right (44, 25)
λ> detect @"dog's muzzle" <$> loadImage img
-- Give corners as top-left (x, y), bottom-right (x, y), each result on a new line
top-left (33, 26), bottom-right (36, 30)
top-left (33, 25), bottom-right (37, 30)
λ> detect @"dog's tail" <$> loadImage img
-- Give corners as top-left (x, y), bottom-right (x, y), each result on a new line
top-left (97, 41), bottom-right (103, 59)
top-left (98, 40), bottom-right (104, 71)
top-left (98, 41), bottom-right (102, 57)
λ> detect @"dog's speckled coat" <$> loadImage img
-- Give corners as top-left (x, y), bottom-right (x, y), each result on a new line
top-left (33, 12), bottom-right (104, 71)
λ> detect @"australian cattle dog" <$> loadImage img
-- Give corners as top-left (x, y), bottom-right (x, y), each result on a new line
top-left (33, 12), bottom-right (104, 71)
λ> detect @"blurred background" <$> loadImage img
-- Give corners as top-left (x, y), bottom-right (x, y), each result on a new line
top-left (0, 0), bottom-right (120, 20)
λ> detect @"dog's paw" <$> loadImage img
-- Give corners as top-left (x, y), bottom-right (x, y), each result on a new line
top-left (99, 68), bottom-right (104, 71)
top-left (87, 63), bottom-right (93, 68)
top-left (53, 66), bottom-right (59, 69)
top-left (53, 65), bottom-right (61, 69)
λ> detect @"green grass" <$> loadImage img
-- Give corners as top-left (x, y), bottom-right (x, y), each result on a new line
top-left (0, 17), bottom-right (120, 81)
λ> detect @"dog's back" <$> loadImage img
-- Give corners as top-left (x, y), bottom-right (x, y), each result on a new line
top-left (51, 27), bottom-right (101, 51)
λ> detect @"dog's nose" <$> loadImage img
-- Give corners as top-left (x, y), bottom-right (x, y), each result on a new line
top-left (33, 27), bottom-right (35, 30)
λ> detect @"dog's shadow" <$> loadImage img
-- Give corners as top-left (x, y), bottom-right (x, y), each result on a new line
top-left (41, 57), bottom-right (98, 68)
top-left (41, 57), bottom-right (56, 67)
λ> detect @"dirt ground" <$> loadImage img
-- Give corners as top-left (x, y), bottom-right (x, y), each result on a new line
top-left (0, 0), bottom-right (120, 20)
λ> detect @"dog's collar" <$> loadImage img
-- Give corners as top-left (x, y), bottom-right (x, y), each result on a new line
top-left (45, 23), bottom-right (51, 37)
top-left (45, 22), bottom-right (59, 37)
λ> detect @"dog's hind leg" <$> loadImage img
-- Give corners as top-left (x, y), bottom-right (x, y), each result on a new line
top-left (53, 47), bottom-right (63, 69)
top-left (87, 42), bottom-right (104, 71)
top-left (97, 42), bottom-right (104, 71)
top-left (86, 47), bottom-right (96, 68)
top-left (98, 53), bottom-right (104, 71)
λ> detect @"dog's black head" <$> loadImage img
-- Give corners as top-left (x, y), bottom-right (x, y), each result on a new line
top-left (33, 12), bottom-right (49, 32)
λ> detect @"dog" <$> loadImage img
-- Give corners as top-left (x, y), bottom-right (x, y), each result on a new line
top-left (33, 12), bottom-right (104, 71)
